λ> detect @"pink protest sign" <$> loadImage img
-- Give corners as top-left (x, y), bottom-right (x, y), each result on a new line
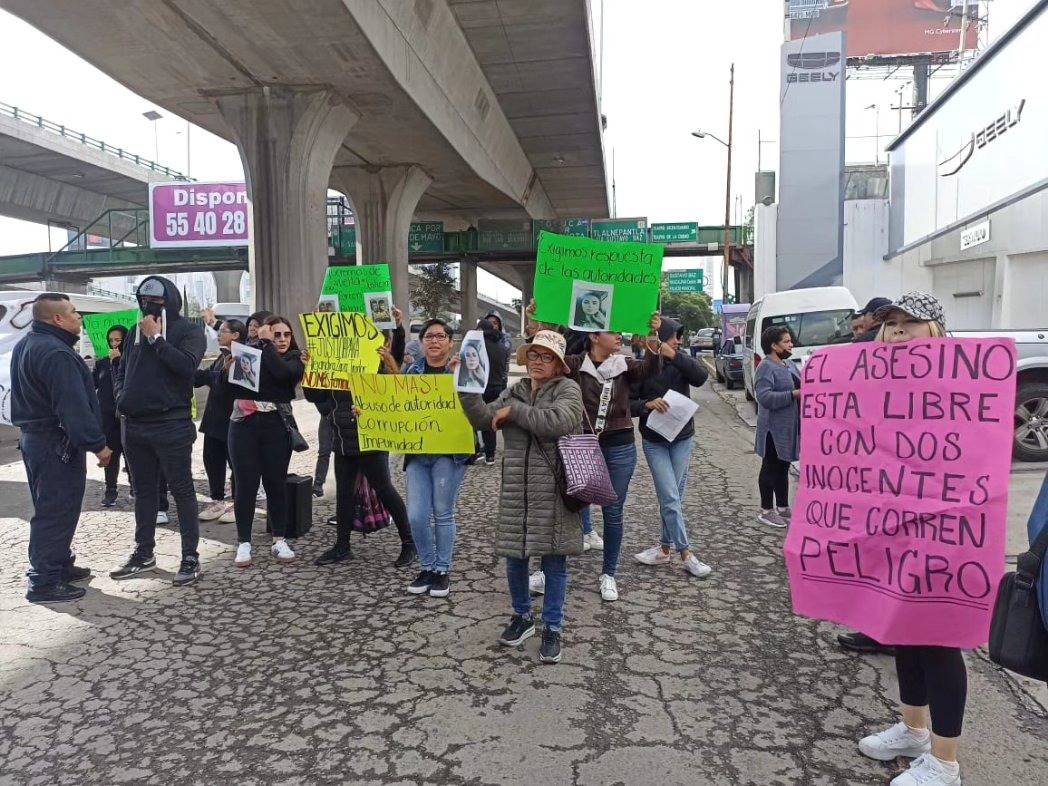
top-left (783, 338), bottom-right (1017, 648)
top-left (149, 181), bottom-right (249, 248)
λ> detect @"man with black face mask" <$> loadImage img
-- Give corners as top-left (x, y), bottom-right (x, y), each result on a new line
top-left (111, 276), bottom-right (206, 585)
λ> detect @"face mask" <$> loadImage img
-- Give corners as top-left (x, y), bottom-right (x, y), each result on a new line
top-left (141, 301), bottom-right (164, 319)
top-left (779, 349), bottom-right (793, 360)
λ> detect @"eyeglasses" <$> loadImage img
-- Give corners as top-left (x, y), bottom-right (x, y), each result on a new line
top-left (423, 333), bottom-right (449, 341)
top-left (526, 350), bottom-right (557, 363)
top-left (272, 331), bottom-right (293, 339)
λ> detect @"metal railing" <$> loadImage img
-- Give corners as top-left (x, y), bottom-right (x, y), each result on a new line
top-left (0, 101), bottom-right (187, 179)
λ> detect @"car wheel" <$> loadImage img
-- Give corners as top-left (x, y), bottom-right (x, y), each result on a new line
top-left (1014, 382), bottom-right (1048, 462)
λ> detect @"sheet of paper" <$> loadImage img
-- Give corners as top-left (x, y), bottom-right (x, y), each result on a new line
top-left (644, 389), bottom-right (698, 442)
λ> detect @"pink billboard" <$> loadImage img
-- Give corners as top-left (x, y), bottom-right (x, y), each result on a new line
top-left (149, 181), bottom-right (250, 249)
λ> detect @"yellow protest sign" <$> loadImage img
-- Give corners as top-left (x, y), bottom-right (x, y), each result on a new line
top-left (348, 373), bottom-right (475, 454)
top-left (299, 312), bottom-right (384, 390)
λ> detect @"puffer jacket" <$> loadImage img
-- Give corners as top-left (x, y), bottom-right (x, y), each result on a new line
top-left (460, 375), bottom-right (584, 559)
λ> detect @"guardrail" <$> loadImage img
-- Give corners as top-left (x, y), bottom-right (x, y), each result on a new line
top-left (0, 100), bottom-right (187, 179)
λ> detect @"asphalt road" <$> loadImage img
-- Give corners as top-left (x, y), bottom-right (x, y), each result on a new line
top-left (0, 386), bottom-right (1045, 784)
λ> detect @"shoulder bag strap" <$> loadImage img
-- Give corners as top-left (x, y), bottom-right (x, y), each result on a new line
top-left (1016, 523), bottom-right (1048, 582)
top-left (592, 379), bottom-right (614, 434)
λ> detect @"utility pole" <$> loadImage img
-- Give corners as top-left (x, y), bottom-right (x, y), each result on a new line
top-left (722, 62), bottom-right (734, 304)
top-left (957, 0), bottom-right (970, 68)
top-left (611, 147), bottom-right (617, 218)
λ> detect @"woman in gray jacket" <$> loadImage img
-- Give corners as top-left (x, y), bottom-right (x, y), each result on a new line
top-left (754, 325), bottom-right (801, 528)
top-left (459, 330), bottom-right (583, 664)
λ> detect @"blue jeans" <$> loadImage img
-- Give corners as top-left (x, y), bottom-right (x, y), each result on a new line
top-left (406, 456), bottom-right (467, 573)
top-left (506, 555), bottom-right (567, 631)
top-left (20, 429), bottom-right (87, 591)
top-left (579, 441), bottom-right (637, 576)
top-left (642, 436), bottom-right (693, 552)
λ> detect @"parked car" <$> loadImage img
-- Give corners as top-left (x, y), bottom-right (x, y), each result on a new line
top-left (691, 327), bottom-right (719, 352)
top-left (953, 330), bottom-right (1048, 462)
top-left (742, 286), bottom-right (858, 402)
top-left (714, 338), bottom-right (745, 389)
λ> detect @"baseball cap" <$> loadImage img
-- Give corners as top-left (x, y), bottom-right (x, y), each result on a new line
top-left (873, 292), bottom-right (946, 330)
top-left (857, 296), bottom-right (893, 316)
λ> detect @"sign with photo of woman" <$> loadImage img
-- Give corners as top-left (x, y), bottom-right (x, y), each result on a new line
top-left (455, 330), bottom-right (489, 393)
top-left (228, 340), bottom-right (262, 392)
top-left (569, 282), bottom-right (613, 332)
top-left (364, 291), bottom-right (395, 329)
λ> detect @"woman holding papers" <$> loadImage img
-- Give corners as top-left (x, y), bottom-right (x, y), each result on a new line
top-left (629, 318), bottom-right (712, 578)
top-left (753, 325), bottom-right (802, 528)
top-left (855, 292), bottom-right (966, 786)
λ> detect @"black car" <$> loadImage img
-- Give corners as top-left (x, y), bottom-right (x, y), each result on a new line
top-left (714, 338), bottom-right (745, 389)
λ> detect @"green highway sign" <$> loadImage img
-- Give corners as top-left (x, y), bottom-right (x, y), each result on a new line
top-left (667, 269), bottom-right (705, 293)
top-left (329, 224), bottom-right (356, 257)
top-left (590, 218), bottom-right (648, 243)
top-left (478, 219), bottom-right (532, 251)
top-left (408, 221), bottom-right (444, 253)
top-left (651, 222), bottom-right (698, 244)
top-left (532, 218), bottom-right (590, 247)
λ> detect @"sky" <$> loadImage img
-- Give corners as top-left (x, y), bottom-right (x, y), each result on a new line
top-left (0, 0), bottom-right (1038, 303)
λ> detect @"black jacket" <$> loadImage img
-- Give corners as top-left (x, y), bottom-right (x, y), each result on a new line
top-left (92, 357), bottom-right (120, 420)
top-left (477, 317), bottom-right (510, 390)
top-left (116, 276), bottom-right (206, 421)
top-left (304, 326), bottom-right (404, 456)
top-left (629, 319), bottom-right (708, 444)
top-left (194, 353), bottom-right (236, 440)
top-left (232, 343), bottom-right (304, 404)
top-left (11, 321), bottom-right (107, 452)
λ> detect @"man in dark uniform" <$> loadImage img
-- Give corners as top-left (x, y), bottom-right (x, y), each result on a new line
top-left (11, 293), bottom-right (112, 603)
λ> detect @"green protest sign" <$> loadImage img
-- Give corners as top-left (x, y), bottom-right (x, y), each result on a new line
top-left (83, 308), bottom-right (139, 357)
top-left (320, 264), bottom-right (392, 313)
top-left (532, 231), bottom-right (663, 334)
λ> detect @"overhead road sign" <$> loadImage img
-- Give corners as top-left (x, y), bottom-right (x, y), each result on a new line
top-left (409, 221), bottom-right (444, 253)
top-left (667, 269), bottom-right (705, 293)
top-left (478, 219), bottom-right (532, 252)
top-left (651, 222), bottom-right (699, 244)
top-left (532, 218), bottom-right (590, 247)
top-left (590, 218), bottom-right (648, 243)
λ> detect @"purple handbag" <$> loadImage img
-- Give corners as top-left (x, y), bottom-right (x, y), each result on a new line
top-left (351, 474), bottom-right (391, 534)
top-left (555, 432), bottom-right (617, 507)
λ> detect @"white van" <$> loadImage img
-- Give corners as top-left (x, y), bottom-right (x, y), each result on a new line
top-left (741, 286), bottom-right (858, 402)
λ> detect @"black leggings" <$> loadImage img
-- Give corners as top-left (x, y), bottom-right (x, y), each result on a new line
top-left (228, 413), bottom-right (291, 542)
top-left (333, 451), bottom-right (411, 549)
top-left (895, 645), bottom-right (967, 738)
top-left (202, 434), bottom-right (234, 501)
top-left (758, 433), bottom-right (791, 509)
top-left (103, 417), bottom-right (128, 492)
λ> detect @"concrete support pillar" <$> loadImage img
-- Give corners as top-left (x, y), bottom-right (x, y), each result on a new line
top-left (212, 270), bottom-right (244, 304)
top-left (213, 86), bottom-right (357, 319)
top-left (459, 259), bottom-right (478, 332)
top-left (331, 165), bottom-right (432, 313)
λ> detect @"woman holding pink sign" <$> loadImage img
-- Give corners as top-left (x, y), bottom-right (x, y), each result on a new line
top-left (855, 293), bottom-right (965, 786)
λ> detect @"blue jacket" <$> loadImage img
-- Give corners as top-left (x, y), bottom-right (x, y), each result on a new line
top-left (10, 321), bottom-right (106, 452)
top-left (754, 358), bottom-right (801, 462)
top-left (1027, 470), bottom-right (1048, 628)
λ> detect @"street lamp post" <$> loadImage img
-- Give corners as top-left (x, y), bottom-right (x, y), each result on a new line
top-left (142, 110), bottom-right (162, 163)
top-left (866, 103), bottom-right (880, 165)
top-left (691, 62), bottom-right (735, 303)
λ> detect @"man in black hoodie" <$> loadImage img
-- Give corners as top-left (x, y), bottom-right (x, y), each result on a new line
top-left (111, 276), bottom-right (206, 586)
top-left (476, 314), bottom-right (511, 465)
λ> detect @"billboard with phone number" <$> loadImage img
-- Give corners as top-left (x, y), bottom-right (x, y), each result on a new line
top-left (787, 0), bottom-right (978, 59)
top-left (149, 181), bottom-right (250, 248)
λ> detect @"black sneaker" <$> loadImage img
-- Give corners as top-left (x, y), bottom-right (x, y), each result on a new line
top-left (26, 582), bottom-right (87, 604)
top-left (102, 489), bottom-right (118, 508)
top-left (393, 543), bottom-right (417, 568)
top-left (64, 564), bottom-right (92, 583)
top-left (110, 551), bottom-right (157, 580)
top-left (407, 570), bottom-right (434, 595)
top-left (314, 545), bottom-right (354, 566)
top-left (837, 631), bottom-right (896, 656)
top-left (326, 515), bottom-right (337, 527)
top-left (499, 614), bottom-right (536, 647)
top-left (539, 629), bottom-right (562, 664)
top-left (312, 487), bottom-right (324, 498)
top-left (172, 557), bottom-right (200, 586)
top-left (428, 572), bottom-right (451, 598)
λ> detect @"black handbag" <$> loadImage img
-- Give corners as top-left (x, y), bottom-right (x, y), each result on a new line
top-left (277, 405), bottom-right (309, 452)
top-left (988, 525), bottom-right (1048, 682)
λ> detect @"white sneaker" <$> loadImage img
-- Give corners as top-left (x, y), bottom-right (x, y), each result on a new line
top-left (756, 509), bottom-right (787, 528)
top-left (234, 542), bottom-right (252, 568)
top-left (219, 507), bottom-right (236, 523)
top-left (199, 501), bottom-right (229, 521)
top-left (634, 546), bottom-right (672, 565)
top-left (890, 754), bottom-right (961, 786)
top-left (156, 511), bottom-right (169, 525)
top-left (683, 554), bottom-right (713, 578)
top-left (529, 571), bottom-right (545, 595)
top-left (583, 531), bottom-right (604, 551)
top-left (599, 573), bottom-right (618, 601)
top-left (777, 506), bottom-right (793, 522)
top-left (271, 540), bottom-right (296, 563)
top-left (858, 722), bottom-right (932, 762)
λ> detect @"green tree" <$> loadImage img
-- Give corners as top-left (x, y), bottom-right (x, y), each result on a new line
top-left (659, 274), bottom-right (716, 332)
top-left (410, 262), bottom-right (457, 321)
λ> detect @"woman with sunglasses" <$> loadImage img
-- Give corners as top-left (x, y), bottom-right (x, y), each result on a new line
top-left (227, 315), bottom-right (304, 567)
top-left (195, 318), bottom-right (246, 522)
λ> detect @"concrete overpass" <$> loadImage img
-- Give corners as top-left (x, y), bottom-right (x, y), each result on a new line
top-left (0, 0), bottom-right (609, 330)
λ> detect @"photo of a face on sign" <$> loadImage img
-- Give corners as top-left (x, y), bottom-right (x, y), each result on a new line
top-left (455, 331), bottom-right (490, 393)
top-left (228, 341), bottom-right (262, 392)
top-left (364, 291), bottom-right (395, 329)
top-left (569, 281), bottom-right (613, 333)
top-left (316, 294), bottom-right (339, 313)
